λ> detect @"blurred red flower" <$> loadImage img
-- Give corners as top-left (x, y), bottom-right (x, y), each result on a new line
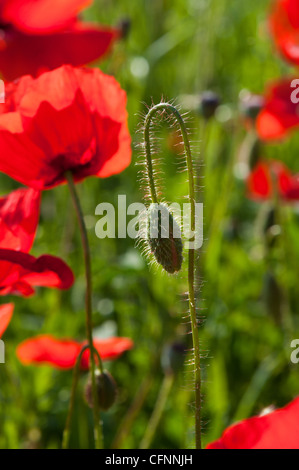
top-left (0, 187), bottom-right (74, 296)
top-left (256, 78), bottom-right (299, 141)
top-left (17, 334), bottom-right (134, 370)
top-left (270, 0), bottom-right (299, 66)
top-left (247, 160), bottom-right (299, 201)
top-left (0, 0), bottom-right (119, 80)
top-left (0, 65), bottom-right (131, 189)
top-left (0, 303), bottom-right (14, 337)
top-left (207, 397), bottom-right (299, 449)
top-left (0, 187), bottom-right (40, 251)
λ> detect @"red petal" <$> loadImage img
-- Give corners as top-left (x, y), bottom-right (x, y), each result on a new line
top-left (247, 160), bottom-right (292, 200)
top-left (0, 23), bottom-right (119, 81)
top-left (0, 249), bottom-right (74, 296)
top-left (17, 335), bottom-right (134, 369)
top-left (0, 188), bottom-right (40, 252)
top-left (80, 337), bottom-right (134, 370)
top-left (2, 0), bottom-right (92, 33)
top-left (207, 397), bottom-right (299, 449)
top-left (270, 0), bottom-right (299, 66)
top-left (0, 303), bottom-right (14, 337)
top-left (256, 78), bottom-right (299, 141)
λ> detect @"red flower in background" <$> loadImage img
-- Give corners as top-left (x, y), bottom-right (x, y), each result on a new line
top-left (0, 0), bottom-right (120, 80)
top-left (207, 397), bottom-right (299, 449)
top-left (17, 334), bottom-right (134, 370)
top-left (0, 187), bottom-right (74, 296)
top-left (256, 78), bottom-right (299, 141)
top-left (0, 303), bottom-right (13, 337)
top-left (0, 187), bottom-right (40, 251)
top-left (0, 65), bottom-right (131, 189)
top-left (247, 160), bottom-right (299, 201)
top-left (270, 0), bottom-right (299, 66)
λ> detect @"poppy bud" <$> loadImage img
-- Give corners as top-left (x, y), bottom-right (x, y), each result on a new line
top-left (118, 18), bottom-right (131, 39)
top-left (199, 91), bottom-right (220, 119)
top-left (161, 342), bottom-right (186, 375)
top-left (240, 92), bottom-right (264, 121)
top-left (147, 203), bottom-right (183, 274)
top-left (84, 370), bottom-right (117, 411)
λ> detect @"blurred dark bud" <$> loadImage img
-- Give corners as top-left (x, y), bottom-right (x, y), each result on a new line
top-left (239, 90), bottom-right (264, 122)
top-left (199, 91), bottom-right (221, 119)
top-left (84, 370), bottom-right (117, 411)
top-left (263, 271), bottom-right (283, 325)
top-left (147, 203), bottom-right (183, 274)
top-left (257, 203), bottom-right (281, 248)
top-left (118, 18), bottom-right (131, 39)
top-left (223, 218), bottom-right (240, 241)
top-left (161, 342), bottom-right (186, 375)
top-left (238, 131), bottom-right (261, 174)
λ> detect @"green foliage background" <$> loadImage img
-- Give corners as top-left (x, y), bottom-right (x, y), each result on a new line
top-left (1, 0), bottom-right (299, 449)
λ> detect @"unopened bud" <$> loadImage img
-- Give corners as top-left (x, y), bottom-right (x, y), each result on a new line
top-left (147, 203), bottom-right (183, 274)
top-left (84, 370), bottom-right (117, 411)
top-left (199, 91), bottom-right (220, 119)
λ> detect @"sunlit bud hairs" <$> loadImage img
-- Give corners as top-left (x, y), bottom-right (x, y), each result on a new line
top-left (84, 370), bottom-right (117, 411)
top-left (139, 102), bottom-right (196, 274)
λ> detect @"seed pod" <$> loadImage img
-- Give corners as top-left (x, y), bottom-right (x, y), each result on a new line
top-left (147, 203), bottom-right (183, 274)
top-left (199, 91), bottom-right (220, 119)
top-left (84, 370), bottom-right (117, 411)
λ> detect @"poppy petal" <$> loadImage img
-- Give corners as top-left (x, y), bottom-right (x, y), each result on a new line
top-left (0, 249), bottom-right (74, 296)
top-left (0, 23), bottom-right (119, 81)
top-left (2, 0), bottom-right (92, 33)
top-left (207, 397), bottom-right (299, 449)
top-left (17, 334), bottom-right (134, 369)
top-left (0, 187), bottom-right (40, 252)
top-left (0, 303), bottom-right (14, 338)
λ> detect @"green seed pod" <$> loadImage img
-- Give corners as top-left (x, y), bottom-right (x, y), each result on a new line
top-left (147, 203), bottom-right (183, 274)
top-left (84, 370), bottom-right (117, 411)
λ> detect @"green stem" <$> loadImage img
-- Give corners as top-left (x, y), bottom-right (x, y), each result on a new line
top-left (62, 344), bottom-right (89, 449)
top-left (65, 172), bottom-right (103, 450)
top-left (139, 374), bottom-right (174, 449)
top-left (144, 103), bottom-right (201, 449)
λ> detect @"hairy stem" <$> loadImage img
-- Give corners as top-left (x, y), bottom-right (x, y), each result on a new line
top-left (143, 103), bottom-right (202, 448)
top-left (66, 172), bottom-right (103, 449)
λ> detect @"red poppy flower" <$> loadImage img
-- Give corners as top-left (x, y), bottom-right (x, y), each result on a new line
top-left (0, 187), bottom-right (40, 252)
top-left (0, 0), bottom-right (120, 80)
top-left (17, 334), bottom-right (134, 370)
top-left (0, 22), bottom-right (119, 81)
top-left (207, 397), bottom-right (299, 449)
top-left (0, 65), bottom-right (131, 189)
top-left (0, 303), bottom-right (13, 337)
top-left (0, 187), bottom-right (74, 296)
top-left (247, 160), bottom-right (293, 200)
top-left (270, 0), bottom-right (299, 66)
top-left (256, 78), bottom-right (299, 141)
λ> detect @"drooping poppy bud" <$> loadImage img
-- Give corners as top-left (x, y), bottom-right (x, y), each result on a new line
top-left (147, 203), bottom-right (183, 274)
top-left (84, 369), bottom-right (117, 411)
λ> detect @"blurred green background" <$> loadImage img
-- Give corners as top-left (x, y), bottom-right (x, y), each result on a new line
top-left (1, 0), bottom-right (299, 449)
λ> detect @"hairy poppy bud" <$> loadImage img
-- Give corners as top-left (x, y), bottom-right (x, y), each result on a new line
top-left (84, 370), bottom-right (117, 411)
top-left (199, 91), bottom-right (220, 119)
top-left (147, 203), bottom-right (183, 274)
top-left (161, 342), bottom-right (186, 375)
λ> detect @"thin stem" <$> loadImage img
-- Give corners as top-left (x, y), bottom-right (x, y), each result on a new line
top-left (144, 103), bottom-right (201, 448)
top-left (65, 172), bottom-right (103, 450)
top-left (139, 374), bottom-right (174, 449)
top-left (62, 344), bottom-right (89, 449)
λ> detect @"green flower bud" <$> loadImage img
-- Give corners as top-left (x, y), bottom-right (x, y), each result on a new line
top-left (147, 203), bottom-right (183, 274)
top-left (84, 370), bottom-right (117, 411)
